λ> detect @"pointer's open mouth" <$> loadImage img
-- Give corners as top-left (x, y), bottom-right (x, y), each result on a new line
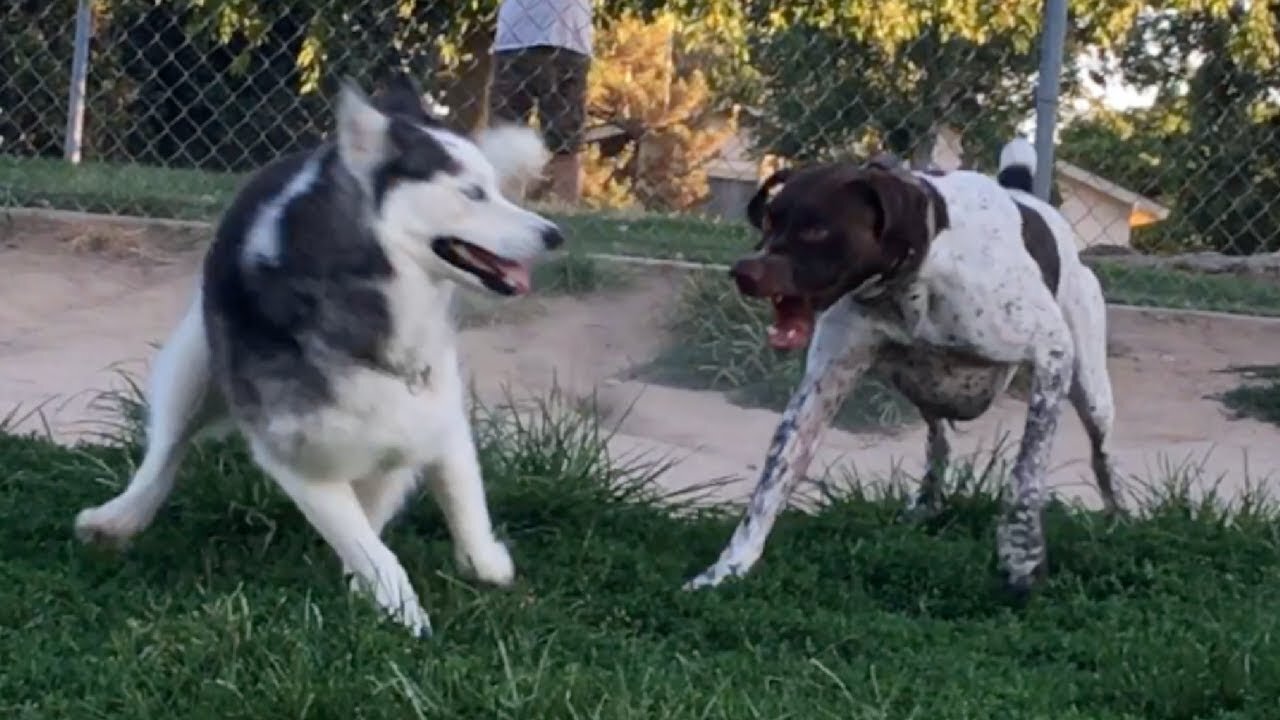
top-left (767, 295), bottom-right (814, 351)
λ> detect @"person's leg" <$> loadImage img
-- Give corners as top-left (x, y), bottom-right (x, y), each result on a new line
top-left (540, 48), bottom-right (590, 205)
top-left (488, 47), bottom-right (550, 200)
top-left (488, 49), bottom-right (537, 128)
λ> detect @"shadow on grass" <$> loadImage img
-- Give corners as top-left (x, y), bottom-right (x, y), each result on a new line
top-left (1218, 364), bottom-right (1280, 426)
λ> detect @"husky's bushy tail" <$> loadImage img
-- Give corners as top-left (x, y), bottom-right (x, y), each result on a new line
top-left (996, 137), bottom-right (1037, 193)
top-left (474, 124), bottom-right (551, 197)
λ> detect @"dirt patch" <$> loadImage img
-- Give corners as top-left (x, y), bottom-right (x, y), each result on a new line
top-left (4, 212), bottom-right (1280, 510)
top-left (0, 211), bottom-right (675, 438)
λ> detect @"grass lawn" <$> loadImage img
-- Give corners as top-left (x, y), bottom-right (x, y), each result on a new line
top-left (4, 393), bottom-right (1280, 718)
top-left (0, 155), bottom-right (749, 265)
top-left (1091, 263), bottom-right (1280, 317)
top-left (8, 155), bottom-right (1280, 317)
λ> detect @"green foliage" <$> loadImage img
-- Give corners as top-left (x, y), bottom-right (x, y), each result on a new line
top-left (1088, 262), bottom-right (1280, 316)
top-left (1, 0), bottom-right (81, 157)
top-left (1, 0), bottom-right (758, 170)
top-left (1057, 5), bottom-right (1280, 256)
top-left (1106, 3), bottom-right (1279, 94)
top-left (1175, 42), bottom-right (1280, 256)
top-left (9, 153), bottom-right (1280, 317)
top-left (717, 0), bottom-right (1079, 165)
top-left (1059, 104), bottom-right (1188, 203)
top-left (9, 0), bottom-right (1280, 260)
top-left (5, 391), bottom-right (1280, 716)
top-left (746, 20), bottom-right (1044, 166)
top-left (531, 251), bottom-right (628, 296)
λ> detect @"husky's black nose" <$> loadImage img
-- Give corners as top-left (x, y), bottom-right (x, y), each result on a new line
top-left (541, 225), bottom-right (565, 250)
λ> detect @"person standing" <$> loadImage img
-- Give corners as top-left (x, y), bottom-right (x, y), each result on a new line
top-left (489, 0), bottom-right (593, 204)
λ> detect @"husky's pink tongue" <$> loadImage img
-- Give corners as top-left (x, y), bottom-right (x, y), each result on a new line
top-left (502, 264), bottom-right (532, 294)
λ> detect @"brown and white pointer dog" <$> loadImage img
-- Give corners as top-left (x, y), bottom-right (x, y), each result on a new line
top-left (684, 138), bottom-right (1122, 597)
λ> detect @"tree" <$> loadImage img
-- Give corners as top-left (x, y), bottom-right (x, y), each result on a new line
top-left (1060, 3), bottom-right (1280, 254)
top-left (1176, 33), bottom-right (1280, 255)
top-left (580, 11), bottom-right (737, 212)
top-left (1058, 102), bottom-right (1190, 202)
top-left (726, 0), bottom-right (1067, 169)
top-left (1057, 101), bottom-right (1195, 252)
top-left (731, 1), bottom-right (1280, 167)
top-left (1, 0), bottom-right (80, 157)
top-left (730, 0), bottom-right (1280, 254)
top-left (20, 0), bottom-right (754, 172)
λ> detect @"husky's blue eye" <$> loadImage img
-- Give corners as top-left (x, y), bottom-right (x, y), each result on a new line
top-left (463, 185), bottom-right (487, 201)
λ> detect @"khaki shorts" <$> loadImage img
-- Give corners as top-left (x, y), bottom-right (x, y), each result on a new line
top-left (489, 45), bottom-right (590, 155)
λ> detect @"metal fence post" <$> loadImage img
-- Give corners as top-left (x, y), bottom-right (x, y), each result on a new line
top-left (63, 0), bottom-right (94, 164)
top-left (1033, 0), bottom-right (1069, 200)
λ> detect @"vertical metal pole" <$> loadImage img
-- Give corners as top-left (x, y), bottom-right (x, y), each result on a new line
top-left (64, 0), bottom-right (93, 163)
top-left (1033, 0), bottom-right (1069, 200)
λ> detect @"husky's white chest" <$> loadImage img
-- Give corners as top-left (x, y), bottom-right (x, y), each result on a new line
top-left (378, 256), bottom-right (459, 378)
top-left (262, 355), bottom-right (466, 481)
top-left (254, 266), bottom-right (468, 481)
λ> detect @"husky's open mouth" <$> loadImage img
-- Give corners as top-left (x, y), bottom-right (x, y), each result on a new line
top-left (431, 237), bottom-right (532, 296)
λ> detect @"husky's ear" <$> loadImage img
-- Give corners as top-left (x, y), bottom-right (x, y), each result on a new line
top-left (336, 79), bottom-right (390, 177)
top-left (373, 72), bottom-right (436, 125)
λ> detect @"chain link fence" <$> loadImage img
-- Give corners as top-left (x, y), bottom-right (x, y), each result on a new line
top-left (3, 0), bottom-right (1280, 315)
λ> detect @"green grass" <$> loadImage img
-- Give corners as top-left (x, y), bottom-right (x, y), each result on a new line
top-left (1091, 262), bottom-right (1280, 317)
top-left (0, 155), bottom-right (240, 221)
top-left (9, 155), bottom-right (1280, 318)
top-left (531, 250), bottom-right (631, 296)
top-left (1219, 365), bottom-right (1280, 426)
top-left (4, 389), bottom-right (1280, 718)
top-left (0, 155), bottom-right (751, 263)
top-left (636, 265), bottom-right (1280, 429)
top-left (643, 272), bottom-right (918, 432)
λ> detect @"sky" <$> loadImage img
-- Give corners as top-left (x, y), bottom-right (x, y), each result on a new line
top-left (1074, 49), bottom-right (1161, 111)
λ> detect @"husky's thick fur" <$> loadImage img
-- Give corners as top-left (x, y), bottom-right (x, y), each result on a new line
top-left (74, 77), bottom-right (562, 637)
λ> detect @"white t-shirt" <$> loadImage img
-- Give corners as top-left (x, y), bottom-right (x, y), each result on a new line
top-left (493, 0), bottom-right (594, 57)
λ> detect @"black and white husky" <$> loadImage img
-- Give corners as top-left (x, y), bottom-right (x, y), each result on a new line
top-left (74, 77), bottom-right (563, 637)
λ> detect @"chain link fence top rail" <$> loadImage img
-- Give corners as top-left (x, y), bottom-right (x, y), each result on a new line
top-left (4, 1), bottom-right (1280, 315)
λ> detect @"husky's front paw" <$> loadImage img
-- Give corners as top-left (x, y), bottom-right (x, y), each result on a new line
top-left (74, 497), bottom-right (149, 548)
top-left (683, 560), bottom-right (747, 591)
top-left (346, 566), bottom-right (433, 639)
top-left (456, 539), bottom-right (516, 587)
top-left (393, 599), bottom-right (433, 639)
